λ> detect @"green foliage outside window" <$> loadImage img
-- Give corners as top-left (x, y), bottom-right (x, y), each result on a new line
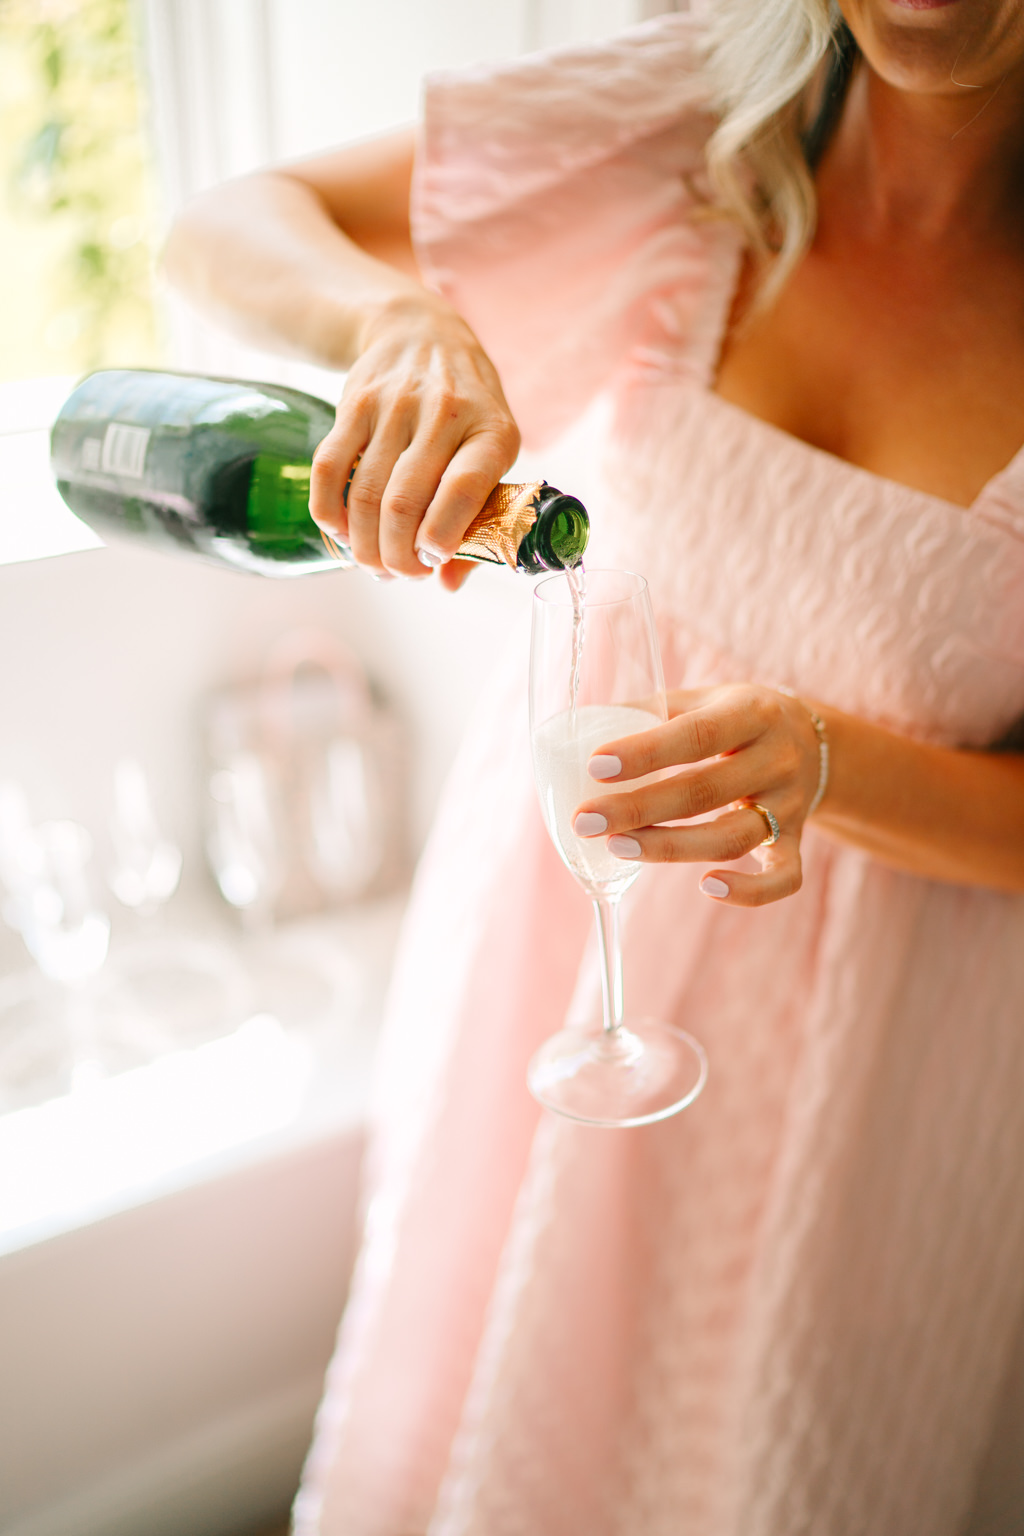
top-left (0, 0), bottom-right (164, 382)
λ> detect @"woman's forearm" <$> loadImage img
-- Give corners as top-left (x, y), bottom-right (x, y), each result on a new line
top-left (814, 706), bottom-right (1024, 891)
top-left (163, 130), bottom-right (521, 582)
top-left (162, 132), bottom-right (432, 370)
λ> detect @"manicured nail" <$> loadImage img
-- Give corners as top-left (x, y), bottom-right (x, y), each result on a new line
top-left (589, 755), bottom-right (622, 781)
top-left (700, 876), bottom-right (730, 899)
top-left (370, 573), bottom-right (395, 584)
top-left (416, 546), bottom-right (446, 568)
top-left (608, 835), bottom-right (642, 859)
top-left (573, 812), bottom-right (607, 837)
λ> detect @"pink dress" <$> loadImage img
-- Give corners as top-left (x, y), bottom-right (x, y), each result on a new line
top-left (296, 15), bottom-right (1024, 1535)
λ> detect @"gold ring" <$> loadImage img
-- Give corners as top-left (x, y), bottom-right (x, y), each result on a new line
top-left (746, 801), bottom-right (780, 846)
top-left (342, 451), bottom-right (362, 509)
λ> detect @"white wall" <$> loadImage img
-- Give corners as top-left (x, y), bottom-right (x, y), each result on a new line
top-left (144, 0), bottom-right (679, 198)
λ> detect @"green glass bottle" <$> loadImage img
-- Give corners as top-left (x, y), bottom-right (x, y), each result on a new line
top-left (50, 369), bottom-right (589, 578)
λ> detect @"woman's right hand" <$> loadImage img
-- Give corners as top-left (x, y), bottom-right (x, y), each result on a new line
top-left (309, 292), bottom-right (521, 587)
top-left (163, 128), bottom-right (518, 584)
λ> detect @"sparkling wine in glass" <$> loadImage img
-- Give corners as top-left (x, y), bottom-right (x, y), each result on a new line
top-left (528, 568), bottom-right (707, 1127)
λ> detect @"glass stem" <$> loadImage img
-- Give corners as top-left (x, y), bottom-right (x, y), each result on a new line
top-left (592, 895), bottom-right (624, 1035)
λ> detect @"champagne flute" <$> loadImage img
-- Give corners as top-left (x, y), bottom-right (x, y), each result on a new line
top-left (528, 568), bottom-right (707, 1127)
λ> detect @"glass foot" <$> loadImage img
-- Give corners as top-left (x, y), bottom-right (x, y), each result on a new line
top-left (527, 1018), bottom-right (707, 1128)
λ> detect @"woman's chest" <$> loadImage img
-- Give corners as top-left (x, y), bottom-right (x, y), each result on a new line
top-left (595, 379), bottom-right (1024, 748)
top-left (713, 245), bottom-right (1024, 512)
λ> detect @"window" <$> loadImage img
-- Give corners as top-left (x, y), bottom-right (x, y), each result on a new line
top-left (0, 0), bottom-right (164, 383)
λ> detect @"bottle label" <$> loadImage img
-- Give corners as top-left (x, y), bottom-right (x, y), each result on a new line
top-left (101, 422), bottom-right (150, 478)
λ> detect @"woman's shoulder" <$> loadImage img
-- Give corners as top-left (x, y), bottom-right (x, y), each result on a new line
top-left (412, 9), bottom-right (731, 448)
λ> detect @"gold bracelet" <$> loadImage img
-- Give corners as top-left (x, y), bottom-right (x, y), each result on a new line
top-left (778, 687), bottom-right (830, 816)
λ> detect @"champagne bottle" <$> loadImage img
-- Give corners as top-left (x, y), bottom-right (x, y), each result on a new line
top-left (50, 369), bottom-right (589, 578)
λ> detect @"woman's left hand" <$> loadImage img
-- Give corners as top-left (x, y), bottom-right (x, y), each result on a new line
top-left (572, 684), bottom-right (824, 907)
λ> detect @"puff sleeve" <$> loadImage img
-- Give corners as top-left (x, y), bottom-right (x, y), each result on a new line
top-left (410, 12), bottom-right (733, 448)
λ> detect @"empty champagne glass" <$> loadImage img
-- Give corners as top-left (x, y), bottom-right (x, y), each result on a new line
top-left (528, 568), bottom-right (707, 1126)
top-left (108, 758), bottom-right (183, 917)
top-left (206, 753), bottom-right (284, 925)
top-left (17, 820), bottom-right (111, 1091)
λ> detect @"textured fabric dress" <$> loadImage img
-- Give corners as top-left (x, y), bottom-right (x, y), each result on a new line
top-left (295, 15), bottom-right (1024, 1535)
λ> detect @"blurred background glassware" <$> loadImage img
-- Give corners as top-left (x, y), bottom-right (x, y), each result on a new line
top-left (107, 757), bottom-right (183, 917)
top-left (0, 777), bottom-right (259, 1111)
top-left (267, 630), bottom-right (393, 905)
top-left (6, 818), bottom-right (111, 1092)
top-left (105, 757), bottom-right (252, 1052)
top-left (302, 734), bottom-right (382, 901)
top-left (0, 781), bottom-right (45, 939)
top-left (17, 821), bottom-right (110, 988)
top-left (204, 629), bottom-right (406, 925)
top-left (206, 748), bottom-right (285, 927)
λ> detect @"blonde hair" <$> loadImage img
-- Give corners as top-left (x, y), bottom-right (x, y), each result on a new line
top-left (701, 0), bottom-right (848, 302)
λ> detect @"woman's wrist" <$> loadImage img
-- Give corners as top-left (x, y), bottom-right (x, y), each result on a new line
top-left (777, 687), bottom-right (830, 816)
top-left (805, 705), bottom-right (1024, 890)
top-left (353, 285), bottom-right (469, 360)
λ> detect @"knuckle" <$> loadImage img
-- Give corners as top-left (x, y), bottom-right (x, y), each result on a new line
top-left (381, 488), bottom-right (425, 524)
top-left (497, 417), bottom-right (521, 458)
top-left (625, 793), bottom-right (653, 831)
top-left (482, 414), bottom-right (521, 458)
top-left (688, 774), bottom-right (717, 817)
top-left (310, 442), bottom-right (344, 482)
top-left (448, 465), bottom-right (493, 504)
top-left (347, 478), bottom-right (384, 518)
top-left (721, 824), bottom-right (755, 862)
top-left (775, 740), bottom-right (801, 785)
top-left (690, 712), bottom-right (719, 759)
top-left (748, 687), bottom-right (775, 729)
top-left (766, 853), bottom-right (803, 903)
top-left (340, 386), bottom-right (375, 421)
top-left (632, 738), bottom-right (657, 776)
top-left (431, 387), bottom-right (466, 421)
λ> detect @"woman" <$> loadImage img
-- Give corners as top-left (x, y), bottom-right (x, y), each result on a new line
top-left (167, 3), bottom-right (1024, 1532)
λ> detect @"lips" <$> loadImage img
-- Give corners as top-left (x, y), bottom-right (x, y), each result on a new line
top-left (887, 0), bottom-right (961, 9)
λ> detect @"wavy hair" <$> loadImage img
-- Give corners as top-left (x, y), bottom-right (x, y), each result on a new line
top-left (701, 0), bottom-right (854, 302)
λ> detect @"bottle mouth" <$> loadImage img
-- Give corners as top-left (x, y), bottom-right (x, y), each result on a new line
top-left (533, 490), bottom-right (589, 571)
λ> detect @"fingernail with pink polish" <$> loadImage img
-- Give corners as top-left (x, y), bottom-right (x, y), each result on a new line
top-left (416, 546), bottom-right (446, 568)
top-left (573, 812), bottom-right (607, 837)
top-left (589, 755), bottom-right (622, 781)
top-left (608, 834), bottom-right (642, 859)
top-left (700, 876), bottom-right (730, 899)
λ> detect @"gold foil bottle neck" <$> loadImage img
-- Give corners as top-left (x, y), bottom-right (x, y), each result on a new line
top-left (458, 481), bottom-right (543, 569)
top-left (328, 464), bottom-right (544, 569)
